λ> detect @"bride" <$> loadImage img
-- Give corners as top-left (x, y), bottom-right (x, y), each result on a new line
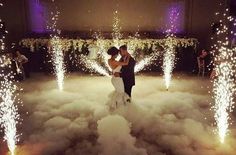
top-left (107, 47), bottom-right (130, 109)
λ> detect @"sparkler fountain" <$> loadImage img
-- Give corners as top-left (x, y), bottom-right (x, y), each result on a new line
top-left (211, 6), bottom-right (236, 143)
top-left (78, 10), bottom-right (163, 75)
top-left (77, 11), bottom-right (124, 76)
top-left (48, 2), bottom-right (65, 91)
top-left (94, 31), bottom-right (112, 72)
top-left (162, 6), bottom-right (180, 90)
top-left (50, 34), bottom-right (65, 90)
top-left (112, 10), bottom-right (122, 48)
top-left (0, 2), bottom-right (20, 154)
top-left (0, 75), bottom-right (20, 155)
top-left (162, 36), bottom-right (177, 90)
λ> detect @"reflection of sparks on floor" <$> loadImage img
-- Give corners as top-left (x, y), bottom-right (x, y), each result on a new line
top-left (0, 75), bottom-right (20, 155)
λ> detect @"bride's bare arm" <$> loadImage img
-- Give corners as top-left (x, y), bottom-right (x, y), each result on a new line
top-left (114, 56), bottom-right (130, 66)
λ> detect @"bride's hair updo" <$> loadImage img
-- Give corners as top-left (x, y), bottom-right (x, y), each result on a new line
top-left (107, 47), bottom-right (119, 56)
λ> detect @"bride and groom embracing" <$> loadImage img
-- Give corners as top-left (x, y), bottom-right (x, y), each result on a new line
top-left (107, 45), bottom-right (136, 109)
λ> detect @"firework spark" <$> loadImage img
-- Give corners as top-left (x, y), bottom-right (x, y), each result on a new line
top-left (94, 32), bottom-right (112, 71)
top-left (47, 1), bottom-right (65, 91)
top-left (211, 7), bottom-right (236, 143)
top-left (79, 55), bottom-right (110, 77)
top-left (162, 36), bottom-right (176, 90)
top-left (50, 36), bottom-right (65, 90)
top-left (0, 75), bottom-right (20, 155)
top-left (162, 5), bottom-right (180, 90)
top-left (112, 10), bottom-right (122, 47)
top-left (135, 53), bottom-right (160, 73)
top-left (0, 2), bottom-right (20, 154)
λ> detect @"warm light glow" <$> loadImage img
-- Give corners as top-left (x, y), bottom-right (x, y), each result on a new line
top-left (162, 36), bottom-right (176, 90)
top-left (94, 31), bottom-right (112, 72)
top-left (48, 1), bottom-right (65, 90)
top-left (112, 10), bottom-right (122, 47)
top-left (162, 5), bottom-right (180, 90)
top-left (135, 53), bottom-right (160, 73)
top-left (79, 55), bottom-right (110, 77)
top-left (211, 7), bottom-right (236, 143)
top-left (50, 35), bottom-right (65, 90)
top-left (0, 76), bottom-right (19, 155)
top-left (0, 2), bottom-right (20, 155)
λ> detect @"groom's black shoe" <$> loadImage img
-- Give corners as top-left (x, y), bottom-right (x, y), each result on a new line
top-left (126, 99), bottom-right (131, 103)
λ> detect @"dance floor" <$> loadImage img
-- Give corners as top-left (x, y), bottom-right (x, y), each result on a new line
top-left (1, 73), bottom-right (236, 155)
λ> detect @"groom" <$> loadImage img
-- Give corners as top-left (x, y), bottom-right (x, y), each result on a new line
top-left (119, 45), bottom-right (136, 98)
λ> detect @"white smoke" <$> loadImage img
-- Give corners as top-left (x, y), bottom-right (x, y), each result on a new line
top-left (97, 115), bottom-right (147, 155)
top-left (11, 74), bottom-right (236, 155)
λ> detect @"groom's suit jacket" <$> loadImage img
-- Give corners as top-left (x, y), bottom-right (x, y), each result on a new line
top-left (120, 56), bottom-right (136, 86)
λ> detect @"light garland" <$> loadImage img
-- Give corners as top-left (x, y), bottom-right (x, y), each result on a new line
top-left (19, 38), bottom-right (198, 54)
top-left (19, 37), bottom-right (197, 76)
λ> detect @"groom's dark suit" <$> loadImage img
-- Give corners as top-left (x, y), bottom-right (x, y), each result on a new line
top-left (120, 56), bottom-right (136, 97)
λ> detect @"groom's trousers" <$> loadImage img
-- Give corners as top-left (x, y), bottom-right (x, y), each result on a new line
top-left (124, 83), bottom-right (133, 97)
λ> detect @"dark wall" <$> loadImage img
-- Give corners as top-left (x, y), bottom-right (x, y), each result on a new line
top-left (0, 0), bottom-right (28, 46)
top-left (0, 0), bottom-right (231, 50)
top-left (185, 0), bottom-right (221, 50)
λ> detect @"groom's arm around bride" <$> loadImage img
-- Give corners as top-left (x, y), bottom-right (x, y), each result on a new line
top-left (119, 45), bottom-right (136, 98)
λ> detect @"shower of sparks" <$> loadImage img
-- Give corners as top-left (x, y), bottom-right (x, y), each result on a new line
top-left (94, 31), bottom-right (112, 71)
top-left (48, 1), bottom-right (65, 91)
top-left (162, 36), bottom-right (176, 90)
top-left (79, 55), bottom-right (110, 77)
top-left (162, 6), bottom-right (180, 90)
top-left (0, 75), bottom-right (20, 155)
top-left (50, 36), bottom-right (65, 90)
top-left (78, 10), bottom-right (124, 76)
top-left (0, 2), bottom-right (20, 155)
top-left (112, 10), bottom-right (122, 47)
top-left (135, 52), bottom-right (160, 73)
top-left (211, 7), bottom-right (236, 143)
top-left (166, 5), bottom-right (180, 34)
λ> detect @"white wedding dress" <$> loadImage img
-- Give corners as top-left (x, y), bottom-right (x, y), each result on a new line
top-left (107, 65), bottom-right (130, 109)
